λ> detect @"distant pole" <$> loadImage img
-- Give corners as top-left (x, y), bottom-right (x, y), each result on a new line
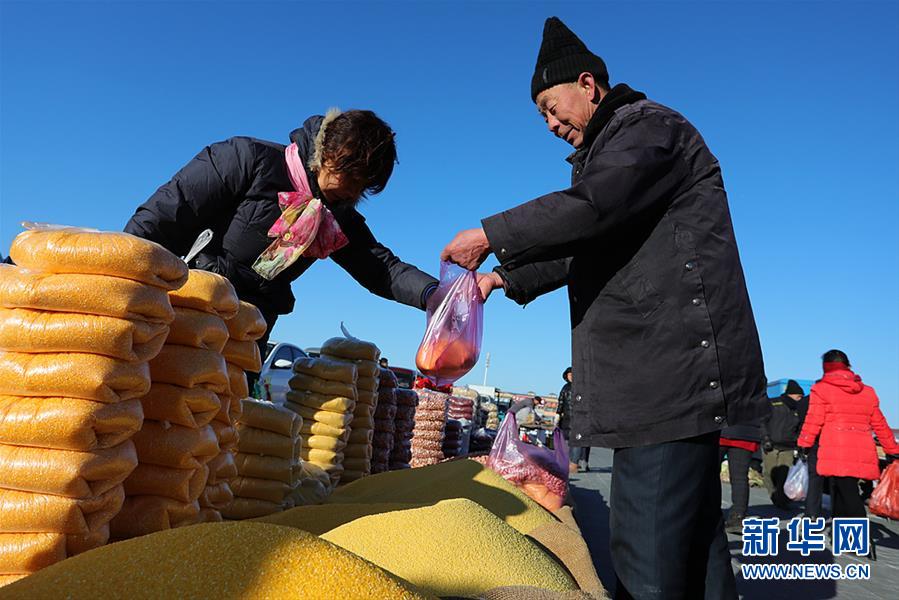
top-left (483, 352), bottom-right (490, 386)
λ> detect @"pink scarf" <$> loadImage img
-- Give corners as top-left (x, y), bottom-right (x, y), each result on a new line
top-left (252, 143), bottom-right (349, 280)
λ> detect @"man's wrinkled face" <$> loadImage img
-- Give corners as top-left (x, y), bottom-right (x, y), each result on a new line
top-left (536, 79), bottom-right (597, 148)
top-left (317, 162), bottom-right (364, 205)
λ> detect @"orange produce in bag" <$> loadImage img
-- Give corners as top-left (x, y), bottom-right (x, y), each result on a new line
top-left (869, 462), bottom-right (899, 520)
top-left (415, 262), bottom-right (483, 387)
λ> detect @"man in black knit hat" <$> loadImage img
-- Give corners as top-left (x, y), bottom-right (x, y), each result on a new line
top-left (443, 16), bottom-right (766, 599)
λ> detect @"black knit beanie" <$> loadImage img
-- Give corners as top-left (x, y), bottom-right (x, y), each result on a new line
top-left (785, 380), bottom-right (804, 396)
top-left (531, 17), bottom-right (609, 101)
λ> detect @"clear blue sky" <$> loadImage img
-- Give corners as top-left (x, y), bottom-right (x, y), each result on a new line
top-left (2, 1), bottom-right (897, 422)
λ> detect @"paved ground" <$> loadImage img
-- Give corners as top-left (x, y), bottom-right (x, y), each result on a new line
top-left (569, 447), bottom-right (898, 599)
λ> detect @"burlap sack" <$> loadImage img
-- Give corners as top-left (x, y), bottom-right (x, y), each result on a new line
top-left (0, 441), bottom-right (137, 498)
top-left (131, 422), bottom-right (219, 469)
top-left (166, 308), bottom-right (229, 353)
top-left (0, 266), bottom-right (176, 324)
top-left (123, 464), bottom-right (208, 503)
top-left (0, 352), bottom-right (150, 403)
top-left (292, 357), bottom-right (357, 384)
top-left (0, 396), bottom-right (142, 451)
top-left (225, 301), bottom-right (267, 342)
top-left (0, 307), bottom-right (169, 363)
top-left (140, 383), bottom-right (220, 429)
top-left (168, 269), bottom-right (239, 319)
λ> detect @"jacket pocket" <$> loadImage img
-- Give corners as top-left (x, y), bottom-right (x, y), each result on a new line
top-left (616, 260), bottom-right (664, 319)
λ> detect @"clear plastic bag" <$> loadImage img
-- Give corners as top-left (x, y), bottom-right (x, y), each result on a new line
top-left (416, 262), bottom-right (483, 387)
top-left (783, 459), bottom-right (808, 501)
top-left (869, 462), bottom-right (899, 520)
top-left (486, 412), bottom-right (569, 511)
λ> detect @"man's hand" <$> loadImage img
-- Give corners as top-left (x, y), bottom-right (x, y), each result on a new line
top-left (476, 271), bottom-right (504, 302)
top-left (763, 438), bottom-right (774, 453)
top-left (441, 228), bottom-right (491, 270)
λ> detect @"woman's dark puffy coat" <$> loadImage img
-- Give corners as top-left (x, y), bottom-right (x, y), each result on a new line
top-left (125, 115), bottom-right (436, 329)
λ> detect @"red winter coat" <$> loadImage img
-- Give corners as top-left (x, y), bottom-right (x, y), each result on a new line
top-left (797, 367), bottom-right (899, 480)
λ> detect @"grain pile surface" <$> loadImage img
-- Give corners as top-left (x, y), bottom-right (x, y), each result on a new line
top-left (321, 499), bottom-right (577, 597)
top-left (0, 522), bottom-right (433, 599)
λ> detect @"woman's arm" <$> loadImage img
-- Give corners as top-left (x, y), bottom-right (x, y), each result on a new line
top-left (797, 388), bottom-right (827, 448)
top-left (870, 392), bottom-right (899, 455)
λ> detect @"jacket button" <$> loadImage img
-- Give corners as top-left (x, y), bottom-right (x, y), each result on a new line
top-left (714, 415), bottom-right (725, 424)
top-left (575, 394), bottom-right (582, 403)
top-left (685, 262), bottom-right (695, 271)
top-left (575, 433), bottom-right (583, 441)
top-left (500, 248), bottom-right (507, 255)
top-left (692, 298), bottom-right (702, 306)
top-left (700, 340), bottom-right (710, 348)
top-left (710, 380), bottom-right (720, 389)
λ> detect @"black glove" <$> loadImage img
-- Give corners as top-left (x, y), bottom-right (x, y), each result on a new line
top-left (797, 447), bottom-right (809, 461)
top-left (887, 454), bottom-right (899, 463)
top-left (763, 438), bottom-right (774, 453)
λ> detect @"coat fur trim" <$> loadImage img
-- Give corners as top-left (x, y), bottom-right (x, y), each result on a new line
top-left (308, 108), bottom-right (342, 172)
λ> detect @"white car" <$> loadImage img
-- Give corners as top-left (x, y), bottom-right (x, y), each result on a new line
top-left (257, 341), bottom-right (306, 405)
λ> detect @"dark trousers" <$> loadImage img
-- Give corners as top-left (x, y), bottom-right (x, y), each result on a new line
top-left (719, 446), bottom-right (751, 516)
top-left (830, 476), bottom-right (866, 519)
top-left (611, 432), bottom-right (737, 600)
top-left (805, 445), bottom-right (824, 519)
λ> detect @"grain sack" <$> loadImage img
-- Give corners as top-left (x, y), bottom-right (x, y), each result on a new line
top-left (196, 508), bottom-right (223, 523)
top-left (347, 428), bottom-right (374, 445)
top-left (123, 464), bottom-right (207, 503)
top-left (343, 457), bottom-right (371, 472)
top-left (210, 421), bottom-right (239, 453)
top-left (321, 499), bottom-right (576, 597)
top-left (109, 496), bottom-right (199, 538)
top-left (221, 496), bottom-right (283, 519)
top-left (235, 424), bottom-right (294, 460)
top-left (300, 447), bottom-right (344, 466)
top-left (9, 228), bottom-right (188, 290)
top-left (296, 417), bottom-right (348, 440)
top-left (0, 532), bottom-right (67, 574)
top-left (0, 485), bottom-right (124, 535)
top-left (354, 403), bottom-right (375, 419)
top-left (0, 308), bottom-right (168, 363)
top-left (306, 435), bottom-right (347, 453)
top-left (325, 354), bottom-right (380, 379)
top-left (356, 390), bottom-right (378, 406)
top-left (375, 404), bottom-right (397, 422)
top-left (222, 339), bottom-right (262, 372)
top-left (343, 445), bottom-right (372, 460)
top-left (395, 389), bottom-right (418, 406)
top-left (321, 337), bottom-right (380, 362)
top-left (206, 452), bottom-right (238, 483)
top-left (288, 373), bottom-right (355, 399)
top-left (1, 522), bottom-right (432, 599)
top-left (225, 301), bottom-right (267, 341)
top-left (168, 269), bottom-right (239, 319)
top-left (356, 376), bottom-right (380, 393)
top-left (292, 357), bottom-right (357, 384)
top-left (290, 404), bottom-right (354, 429)
top-left (234, 453), bottom-right (296, 485)
top-left (339, 470), bottom-right (367, 483)
top-left (199, 482), bottom-right (234, 510)
top-left (140, 383), bottom-right (219, 429)
top-left (165, 308), bottom-right (229, 352)
top-left (213, 395), bottom-right (242, 426)
top-left (239, 398), bottom-right (301, 438)
top-left (226, 363), bottom-right (249, 399)
top-left (378, 368), bottom-right (398, 388)
top-left (0, 396), bottom-right (142, 451)
top-left (230, 476), bottom-right (293, 505)
top-left (131, 422), bottom-right (218, 469)
top-left (148, 345), bottom-right (228, 393)
top-left (0, 441), bottom-right (137, 498)
top-left (373, 431), bottom-right (396, 449)
top-left (350, 415), bottom-right (374, 430)
top-left (0, 267), bottom-right (176, 324)
top-left (0, 352), bottom-right (150, 403)
top-left (286, 389), bottom-right (355, 413)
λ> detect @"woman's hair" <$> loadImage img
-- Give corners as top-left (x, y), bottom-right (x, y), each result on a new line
top-left (822, 349), bottom-right (850, 367)
top-left (320, 110), bottom-right (397, 196)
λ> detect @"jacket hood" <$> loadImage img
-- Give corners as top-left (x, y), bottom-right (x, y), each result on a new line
top-left (820, 368), bottom-right (865, 394)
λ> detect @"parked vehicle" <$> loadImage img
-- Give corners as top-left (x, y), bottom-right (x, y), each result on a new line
top-left (258, 341), bottom-right (307, 405)
top-left (389, 366), bottom-right (419, 389)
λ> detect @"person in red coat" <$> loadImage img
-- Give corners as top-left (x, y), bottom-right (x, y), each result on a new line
top-left (797, 349), bottom-right (899, 555)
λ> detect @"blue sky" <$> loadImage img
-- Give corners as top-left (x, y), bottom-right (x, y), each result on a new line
top-left (2, 1), bottom-right (897, 422)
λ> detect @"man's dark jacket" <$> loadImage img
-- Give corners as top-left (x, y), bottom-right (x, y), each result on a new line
top-left (483, 84), bottom-right (767, 448)
top-left (762, 394), bottom-right (801, 449)
top-left (125, 116), bottom-right (436, 332)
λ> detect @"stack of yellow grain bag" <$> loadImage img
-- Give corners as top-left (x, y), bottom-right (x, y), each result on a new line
top-left (389, 389), bottom-right (417, 470)
top-left (201, 300), bottom-right (267, 521)
top-left (320, 336), bottom-right (381, 484)
top-left (370, 368), bottom-right (397, 474)
top-left (109, 270), bottom-right (238, 538)
top-left (0, 227), bottom-right (187, 585)
top-left (409, 388), bottom-right (449, 468)
top-left (286, 356), bottom-right (357, 489)
top-left (223, 398), bottom-right (302, 518)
